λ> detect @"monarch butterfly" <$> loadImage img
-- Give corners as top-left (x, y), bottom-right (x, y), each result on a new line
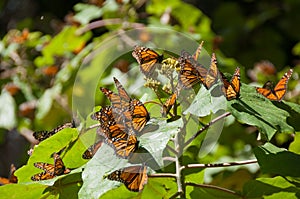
top-left (0, 164), bottom-right (17, 185)
top-left (220, 67), bottom-right (241, 100)
top-left (203, 53), bottom-right (219, 89)
top-left (178, 50), bottom-right (207, 89)
top-left (33, 122), bottom-right (74, 142)
top-left (31, 153), bottom-right (70, 181)
top-left (256, 69), bottom-right (293, 101)
top-left (100, 78), bottom-right (150, 133)
top-left (106, 165), bottom-right (148, 192)
top-left (161, 92), bottom-right (177, 116)
top-left (82, 139), bottom-right (103, 159)
top-left (132, 46), bottom-right (163, 76)
top-left (95, 106), bottom-right (139, 158)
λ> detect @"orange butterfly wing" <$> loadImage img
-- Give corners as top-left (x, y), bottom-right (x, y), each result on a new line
top-left (256, 69), bottom-right (293, 101)
top-left (129, 99), bottom-right (150, 132)
top-left (221, 67), bottom-right (241, 100)
top-left (178, 51), bottom-right (207, 88)
top-left (106, 165), bottom-right (148, 192)
top-left (203, 53), bottom-right (219, 89)
top-left (132, 46), bottom-right (163, 76)
top-left (82, 139), bottom-right (103, 159)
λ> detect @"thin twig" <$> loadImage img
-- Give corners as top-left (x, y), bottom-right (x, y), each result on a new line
top-left (162, 156), bottom-right (176, 162)
top-left (148, 173), bottom-right (177, 178)
top-left (184, 112), bottom-right (231, 147)
top-left (185, 182), bottom-right (243, 198)
top-left (166, 145), bottom-right (178, 156)
top-left (181, 159), bottom-right (258, 170)
top-left (169, 192), bottom-right (182, 199)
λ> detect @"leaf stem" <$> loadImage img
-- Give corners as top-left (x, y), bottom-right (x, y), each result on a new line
top-left (184, 112), bottom-right (231, 147)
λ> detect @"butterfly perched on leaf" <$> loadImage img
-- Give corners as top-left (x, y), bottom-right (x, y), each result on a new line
top-left (132, 46), bottom-right (163, 77)
top-left (256, 69), bottom-right (293, 101)
top-left (100, 77), bottom-right (150, 133)
top-left (31, 153), bottom-right (70, 181)
top-left (82, 139), bottom-right (103, 159)
top-left (33, 122), bottom-right (74, 142)
top-left (91, 106), bottom-right (139, 159)
top-left (220, 67), bottom-right (241, 101)
top-left (106, 165), bottom-right (148, 192)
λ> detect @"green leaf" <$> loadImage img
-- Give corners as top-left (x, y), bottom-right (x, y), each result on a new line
top-left (184, 86), bottom-right (227, 117)
top-left (0, 184), bottom-right (48, 199)
top-left (253, 143), bottom-right (300, 177)
top-left (186, 184), bottom-right (242, 199)
top-left (36, 84), bottom-right (62, 119)
top-left (243, 176), bottom-right (300, 199)
top-left (79, 144), bottom-right (131, 199)
top-left (15, 128), bottom-right (79, 184)
top-left (73, 3), bottom-right (103, 25)
top-left (0, 90), bottom-right (16, 129)
top-left (34, 26), bottom-right (91, 66)
top-left (228, 84), bottom-right (297, 140)
top-left (139, 118), bottom-right (183, 167)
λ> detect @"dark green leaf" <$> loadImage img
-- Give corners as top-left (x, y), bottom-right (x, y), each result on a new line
top-left (253, 143), bottom-right (300, 177)
top-left (228, 84), bottom-right (297, 140)
top-left (243, 176), bottom-right (300, 199)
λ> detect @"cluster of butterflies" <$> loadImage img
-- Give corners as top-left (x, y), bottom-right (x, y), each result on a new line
top-left (31, 77), bottom-right (150, 192)
top-left (30, 43), bottom-right (294, 192)
top-left (132, 43), bottom-right (293, 102)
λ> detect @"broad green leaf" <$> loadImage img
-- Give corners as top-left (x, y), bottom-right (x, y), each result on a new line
top-left (184, 168), bottom-right (205, 184)
top-left (243, 176), bottom-right (300, 199)
top-left (36, 84), bottom-right (62, 119)
top-left (253, 143), bottom-right (300, 177)
top-left (0, 184), bottom-right (47, 199)
top-left (79, 144), bottom-right (132, 199)
top-left (184, 85), bottom-right (227, 117)
top-left (228, 84), bottom-right (297, 140)
top-left (15, 128), bottom-right (78, 184)
top-left (139, 118), bottom-right (183, 167)
top-left (0, 90), bottom-right (16, 129)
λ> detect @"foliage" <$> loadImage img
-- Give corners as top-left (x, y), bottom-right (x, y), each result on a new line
top-left (0, 0), bottom-right (300, 199)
